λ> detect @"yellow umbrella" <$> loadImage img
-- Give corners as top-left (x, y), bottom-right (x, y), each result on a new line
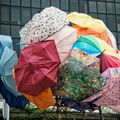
top-left (67, 12), bottom-right (107, 33)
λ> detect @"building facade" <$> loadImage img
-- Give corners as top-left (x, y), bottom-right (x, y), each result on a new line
top-left (0, 0), bottom-right (120, 53)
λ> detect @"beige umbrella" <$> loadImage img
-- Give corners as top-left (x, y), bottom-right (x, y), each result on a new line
top-left (47, 26), bottom-right (77, 63)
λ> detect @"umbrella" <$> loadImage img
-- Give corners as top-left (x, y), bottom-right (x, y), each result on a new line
top-left (52, 45), bottom-right (104, 103)
top-left (95, 67), bottom-right (120, 112)
top-left (107, 28), bottom-right (118, 49)
top-left (0, 47), bottom-right (21, 96)
top-left (0, 76), bottom-right (28, 108)
top-left (72, 25), bottom-right (112, 47)
top-left (74, 35), bottom-right (119, 58)
top-left (22, 88), bottom-right (55, 111)
top-left (19, 26), bottom-right (78, 64)
top-left (100, 54), bottom-right (120, 72)
top-left (0, 35), bottom-right (13, 59)
top-left (20, 6), bottom-right (68, 44)
top-left (14, 40), bottom-right (61, 96)
top-left (67, 12), bottom-right (107, 33)
top-left (47, 26), bottom-right (77, 63)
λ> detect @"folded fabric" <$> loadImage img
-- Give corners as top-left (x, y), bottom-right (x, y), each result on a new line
top-left (20, 6), bottom-right (69, 44)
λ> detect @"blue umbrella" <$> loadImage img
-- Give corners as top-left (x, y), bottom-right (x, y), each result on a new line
top-left (0, 35), bottom-right (13, 59)
top-left (0, 77), bottom-right (28, 108)
top-left (0, 47), bottom-right (22, 96)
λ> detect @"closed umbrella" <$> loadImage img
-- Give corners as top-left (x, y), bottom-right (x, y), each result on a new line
top-left (14, 40), bottom-right (61, 96)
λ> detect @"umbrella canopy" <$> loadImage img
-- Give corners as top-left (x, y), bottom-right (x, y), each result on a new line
top-left (67, 12), bottom-right (107, 33)
top-left (72, 25), bottom-right (112, 47)
top-left (0, 35), bottom-right (13, 59)
top-left (20, 26), bottom-right (78, 64)
top-left (95, 67), bottom-right (120, 112)
top-left (101, 54), bottom-right (120, 72)
top-left (14, 40), bottom-right (61, 96)
top-left (107, 28), bottom-right (118, 50)
top-left (0, 76), bottom-right (28, 108)
top-left (75, 35), bottom-right (119, 58)
top-left (20, 6), bottom-right (68, 44)
top-left (0, 47), bottom-right (21, 96)
top-left (47, 26), bottom-right (77, 63)
top-left (52, 45), bottom-right (104, 102)
top-left (23, 88), bottom-right (55, 111)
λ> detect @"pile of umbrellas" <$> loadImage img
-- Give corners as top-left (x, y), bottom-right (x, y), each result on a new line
top-left (0, 6), bottom-right (120, 112)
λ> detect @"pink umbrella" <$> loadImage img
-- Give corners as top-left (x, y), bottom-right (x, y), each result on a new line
top-left (95, 67), bottom-right (120, 112)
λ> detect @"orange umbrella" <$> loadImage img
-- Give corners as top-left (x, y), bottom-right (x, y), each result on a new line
top-left (23, 88), bottom-right (55, 111)
top-left (72, 25), bottom-right (112, 47)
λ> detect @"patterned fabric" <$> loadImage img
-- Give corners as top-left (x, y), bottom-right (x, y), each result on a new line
top-left (95, 68), bottom-right (120, 112)
top-left (20, 6), bottom-right (69, 44)
top-left (52, 49), bottom-right (104, 102)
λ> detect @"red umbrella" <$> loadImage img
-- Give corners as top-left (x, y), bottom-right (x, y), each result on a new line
top-left (100, 54), bottom-right (120, 72)
top-left (14, 40), bottom-right (61, 96)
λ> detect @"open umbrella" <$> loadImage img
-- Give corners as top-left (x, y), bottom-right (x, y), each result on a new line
top-left (22, 88), bottom-right (55, 111)
top-left (74, 35), bottom-right (119, 58)
top-left (0, 35), bottom-right (13, 59)
top-left (52, 43), bottom-right (104, 111)
top-left (0, 76), bottom-right (28, 108)
top-left (20, 26), bottom-right (77, 63)
top-left (72, 25), bottom-right (112, 47)
top-left (47, 26), bottom-right (77, 63)
top-left (100, 54), bottom-right (120, 72)
top-left (0, 47), bottom-right (21, 96)
top-left (95, 67), bottom-right (120, 112)
top-left (67, 12), bottom-right (107, 33)
top-left (14, 40), bottom-right (61, 96)
top-left (20, 6), bottom-right (68, 44)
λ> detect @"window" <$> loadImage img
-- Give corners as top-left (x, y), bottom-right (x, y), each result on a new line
top-left (51, 0), bottom-right (60, 8)
top-left (11, 7), bottom-right (20, 24)
top-left (89, 1), bottom-right (97, 12)
top-left (98, 2), bottom-right (106, 13)
top-left (0, 6), bottom-right (9, 23)
top-left (11, 26), bottom-right (21, 38)
top-left (21, 0), bottom-right (30, 7)
top-left (32, 0), bottom-right (40, 8)
top-left (21, 8), bottom-right (31, 25)
top-left (70, 0), bottom-right (79, 12)
top-left (107, 2), bottom-right (115, 13)
top-left (61, 0), bottom-right (69, 10)
top-left (11, 0), bottom-right (20, 6)
top-left (0, 0), bottom-right (10, 5)
top-left (41, 0), bottom-right (50, 8)
top-left (107, 15), bottom-right (116, 31)
top-left (0, 25), bottom-right (10, 35)
top-left (116, 3), bottom-right (120, 14)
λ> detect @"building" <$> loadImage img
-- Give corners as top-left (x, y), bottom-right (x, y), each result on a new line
top-left (0, 0), bottom-right (120, 53)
